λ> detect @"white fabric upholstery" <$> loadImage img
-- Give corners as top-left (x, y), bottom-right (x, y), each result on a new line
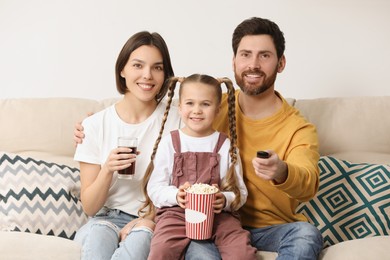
top-left (0, 231), bottom-right (81, 260)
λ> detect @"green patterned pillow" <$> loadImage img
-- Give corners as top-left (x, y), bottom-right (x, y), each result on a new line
top-left (297, 156), bottom-right (390, 247)
top-left (0, 152), bottom-right (87, 239)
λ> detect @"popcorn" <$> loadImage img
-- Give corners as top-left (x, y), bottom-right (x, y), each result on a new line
top-left (186, 183), bottom-right (218, 194)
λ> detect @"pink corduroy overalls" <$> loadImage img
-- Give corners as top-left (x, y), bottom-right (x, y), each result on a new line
top-left (147, 130), bottom-right (257, 260)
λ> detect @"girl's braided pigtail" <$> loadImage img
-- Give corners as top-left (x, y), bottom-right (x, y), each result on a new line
top-left (219, 77), bottom-right (241, 211)
top-left (138, 77), bottom-right (180, 217)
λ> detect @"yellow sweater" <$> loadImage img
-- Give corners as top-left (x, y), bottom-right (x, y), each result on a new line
top-left (214, 90), bottom-right (320, 228)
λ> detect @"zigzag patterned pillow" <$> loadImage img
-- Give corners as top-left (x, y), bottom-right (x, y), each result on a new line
top-left (0, 152), bottom-right (88, 239)
top-left (297, 156), bottom-right (390, 247)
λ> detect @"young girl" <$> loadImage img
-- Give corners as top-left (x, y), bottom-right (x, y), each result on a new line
top-left (73, 31), bottom-right (181, 260)
top-left (141, 74), bottom-right (257, 259)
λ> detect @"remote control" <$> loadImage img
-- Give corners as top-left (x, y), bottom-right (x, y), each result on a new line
top-left (257, 151), bottom-right (270, 159)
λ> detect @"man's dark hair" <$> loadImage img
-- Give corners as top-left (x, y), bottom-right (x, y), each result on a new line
top-left (232, 17), bottom-right (286, 59)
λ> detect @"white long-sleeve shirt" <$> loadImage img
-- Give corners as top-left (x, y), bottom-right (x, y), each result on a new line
top-left (147, 130), bottom-right (247, 211)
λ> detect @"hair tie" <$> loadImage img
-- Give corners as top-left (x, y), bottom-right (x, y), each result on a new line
top-left (178, 77), bottom-right (185, 83)
top-left (217, 78), bottom-right (224, 84)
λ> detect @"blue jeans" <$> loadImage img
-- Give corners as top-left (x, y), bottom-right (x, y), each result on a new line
top-left (186, 240), bottom-right (221, 260)
top-left (74, 207), bottom-right (151, 260)
top-left (248, 222), bottom-right (323, 260)
top-left (74, 207), bottom-right (222, 260)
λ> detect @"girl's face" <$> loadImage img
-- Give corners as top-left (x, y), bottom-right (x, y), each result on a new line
top-left (120, 45), bottom-right (165, 103)
top-left (179, 82), bottom-right (220, 137)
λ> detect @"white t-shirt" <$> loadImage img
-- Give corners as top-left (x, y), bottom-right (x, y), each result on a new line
top-left (74, 101), bottom-right (181, 216)
top-left (147, 130), bottom-right (248, 211)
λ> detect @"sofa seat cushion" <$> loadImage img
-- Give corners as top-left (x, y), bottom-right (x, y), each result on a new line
top-left (254, 235), bottom-right (390, 260)
top-left (0, 152), bottom-right (87, 239)
top-left (0, 231), bottom-right (81, 260)
top-left (297, 156), bottom-right (390, 247)
top-left (319, 235), bottom-right (389, 260)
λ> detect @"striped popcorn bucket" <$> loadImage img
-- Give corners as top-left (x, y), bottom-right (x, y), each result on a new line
top-left (185, 190), bottom-right (216, 240)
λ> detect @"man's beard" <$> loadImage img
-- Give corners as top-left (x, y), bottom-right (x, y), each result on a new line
top-left (234, 67), bottom-right (278, 96)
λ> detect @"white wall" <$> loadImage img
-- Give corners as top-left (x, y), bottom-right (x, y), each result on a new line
top-left (1, 0), bottom-right (389, 100)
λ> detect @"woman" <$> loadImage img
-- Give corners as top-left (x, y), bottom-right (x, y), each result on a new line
top-left (73, 31), bottom-right (179, 260)
top-left (73, 31), bottom-right (221, 260)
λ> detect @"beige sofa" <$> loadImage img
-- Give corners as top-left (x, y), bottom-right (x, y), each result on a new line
top-left (1, 96), bottom-right (389, 260)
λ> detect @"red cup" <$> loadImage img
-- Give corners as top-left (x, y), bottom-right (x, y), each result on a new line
top-left (185, 190), bottom-right (216, 240)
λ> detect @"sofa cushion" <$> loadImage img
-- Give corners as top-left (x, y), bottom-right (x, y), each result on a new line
top-left (296, 156), bottom-right (390, 247)
top-left (294, 97), bottom-right (390, 164)
top-left (0, 152), bottom-right (87, 239)
top-left (0, 98), bottom-right (108, 160)
top-left (319, 236), bottom-right (390, 260)
top-left (0, 231), bottom-right (81, 260)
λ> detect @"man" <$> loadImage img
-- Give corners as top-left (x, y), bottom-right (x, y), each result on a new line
top-left (213, 17), bottom-right (323, 259)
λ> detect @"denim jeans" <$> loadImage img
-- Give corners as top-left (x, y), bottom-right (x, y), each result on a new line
top-left (247, 222), bottom-right (323, 260)
top-left (74, 208), bottom-right (151, 260)
top-left (74, 207), bottom-right (222, 260)
top-left (186, 240), bottom-right (222, 260)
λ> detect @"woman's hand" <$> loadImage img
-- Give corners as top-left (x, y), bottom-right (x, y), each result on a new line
top-left (118, 218), bottom-right (156, 242)
top-left (101, 147), bottom-right (136, 175)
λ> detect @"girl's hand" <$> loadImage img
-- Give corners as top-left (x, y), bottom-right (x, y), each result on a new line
top-left (101, 147), bottom-right (136, 175)
top-left (176, 182), bottom-right (191, 209)
top-left (211, 183), bottom-right (225, 213)
top-left (213, 192), bottom-right (226, 214)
